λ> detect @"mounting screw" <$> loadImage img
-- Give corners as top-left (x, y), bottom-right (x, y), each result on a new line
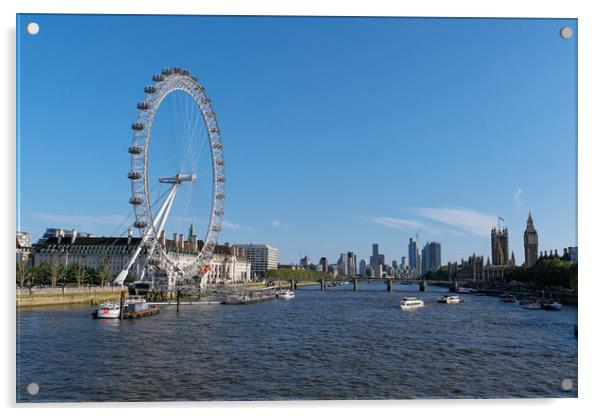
top-left (560, 26), bottom-right (573, 39)
top-left (26, 22), bottom-right (40, 35)
top-left (27, 382), bottom-right (39, 395)
top-left (560, 378), bottom-right (573, 392)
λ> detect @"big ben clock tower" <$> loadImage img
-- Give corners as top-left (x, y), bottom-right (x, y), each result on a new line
top-left (523, 212), bottom-right (539, 267)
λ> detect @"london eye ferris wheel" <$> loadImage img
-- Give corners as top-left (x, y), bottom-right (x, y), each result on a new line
top-left (113, 67), bottom-right (225, 290)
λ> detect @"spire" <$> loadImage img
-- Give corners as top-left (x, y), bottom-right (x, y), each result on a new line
top-left (188, 223), bottom-right (196, 241)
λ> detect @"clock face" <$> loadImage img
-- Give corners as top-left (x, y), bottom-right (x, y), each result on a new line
top-left (528, 234), bottom-right (536, 244)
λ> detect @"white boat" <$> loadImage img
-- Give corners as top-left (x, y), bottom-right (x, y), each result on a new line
top-left (457, 287), bottom-right (474, 294)
top-left (500, 293), bottom-right (517, 303)
top-left (438, 294), bottom-right (462, 304)
top-left (277, 289), bottom-right (295, 300)
top-left (541, 299), bottom-right (562, 310)
top-left (521, 299), bottom-right (542, 310)
top-left (400, 296), bottom-right (424, 310)
top-left (92, 301), bottom-right (120, 319)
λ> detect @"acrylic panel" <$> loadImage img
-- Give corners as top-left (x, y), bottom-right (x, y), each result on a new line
top-left (16, 14), bottom-right (578, 402)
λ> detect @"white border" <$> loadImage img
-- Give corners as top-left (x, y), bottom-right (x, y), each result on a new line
top-left (2, 1), bottom-right (600, 415)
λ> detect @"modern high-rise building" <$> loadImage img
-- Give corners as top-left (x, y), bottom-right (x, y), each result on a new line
top-left (346, 252), bottom-right (357, 276)
top-left (491, 227), bottom-right (509, 266)
top-left (338, 253), bottom-right (348, 276)
top-left (370, 244), bottom-right (379, 268)
top-left (421, 242), bottom-right (442, 274)
top-left (523, 212), bottom-right (539, 267)
top-left (359, 259), bottom-right (367, 276)
top-left (408, 238), bottom-right (418, 271)
top-left (300, 255), bottom-right (310, 268)
top-left (374, 264), bottom-right (382, 278)
top-left (236, 244), bottom-right (279, 278)
top-left (319, 257), bottom-right (328, 273)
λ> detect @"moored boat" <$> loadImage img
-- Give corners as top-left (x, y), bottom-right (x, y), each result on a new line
top-left (521, 299), bottom-right (541, 310)
top-left (400, 296), bottom-right (424, 310)
top-left (122, 296), bottom-right (159, 318)
top-left (541, 299), bottom-right (562, 311)
top-left (92, 301), bottom-right (120, 319)
top-left (457, 287), bottom-right (474, 294)
top-left (223, 292), bottom-right (276, 305)
top-left (500, 293), bottom-right (516, 303)
top-left (277, 289), bottom-right (295, 300)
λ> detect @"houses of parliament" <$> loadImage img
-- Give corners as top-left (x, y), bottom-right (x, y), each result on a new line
top-left (448, 212), bottom-right (576, 282)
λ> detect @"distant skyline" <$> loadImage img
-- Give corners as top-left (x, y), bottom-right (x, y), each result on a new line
top-left (17, 15), bottom-right (577, 265)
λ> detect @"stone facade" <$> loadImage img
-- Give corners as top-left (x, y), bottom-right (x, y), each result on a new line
top-left (30, 232), bottom-right (250, 284)
top-left (491, 227), bottom-right (509, 266)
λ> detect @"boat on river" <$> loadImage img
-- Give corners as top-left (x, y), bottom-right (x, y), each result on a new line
top-left (277, 289), bottom-right (295, 300)
top-left (438, 294), bottom-right (462, 304)
top-left (400, 297), bottom-right (424, 310)
top-left (122, 296), bottom-right (159, 318)
top-left (92, 301), bottom-right (120, 319)
top-left (500, 293), bottom-right (517, 303)
top-left (541, 299), bottom-right (562, 310)
top-left (521, 299), bottom-right (542, 310)
top-left (457, 287), bottom-right (474, 294)
top-left (92, 296), bottom-right (159, 319)
top-left (223, 292), bottom-right (276, 305)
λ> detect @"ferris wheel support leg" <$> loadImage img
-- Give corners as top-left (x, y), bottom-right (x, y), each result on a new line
top-left (113, 184), bottom-right (179, 285)
top-left (199, 271), bottom-right (210, 290)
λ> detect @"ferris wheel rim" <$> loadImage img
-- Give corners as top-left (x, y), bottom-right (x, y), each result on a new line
top-left (128, 67), bottom-right (225, 281)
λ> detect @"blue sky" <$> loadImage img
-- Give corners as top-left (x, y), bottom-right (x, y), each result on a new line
top-left (17, 15), bottom-right (577, 265)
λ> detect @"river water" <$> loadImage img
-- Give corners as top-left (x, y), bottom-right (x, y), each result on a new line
top-left (16, 283), bottom-right (577, 402)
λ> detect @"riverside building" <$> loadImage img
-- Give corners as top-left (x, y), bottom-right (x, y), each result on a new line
top-left (235, 244), bottom-right (279, 279)
top-left (31, 227), bottom-right (251, 283)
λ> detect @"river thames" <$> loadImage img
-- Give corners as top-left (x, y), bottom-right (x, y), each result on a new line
top-left (16, 283), bottom-right (577, 402)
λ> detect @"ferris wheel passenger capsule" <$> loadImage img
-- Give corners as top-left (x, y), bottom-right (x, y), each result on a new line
top-left (137, 102), bottom-right (150, 110)
top-left (134, 220), bottom-right (147, 229)
top-left (129, 196), bottom-right (144, 205)
top-left (152, 74), bottom-right (165, 82)
top-left (144, 86), bottom-right (156, 94)
top-left (131, 123), bottom-right (144, 131)
top-left (128, 145), bottom-right (143, 154)
top-left (127, 171), bottom-right (141, 180)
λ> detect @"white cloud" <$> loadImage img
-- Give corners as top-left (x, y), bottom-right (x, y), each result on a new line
top-left (271, 220), bottom-right (288, 229)
top-left (27, 212), bottom-right (127, 227)
top-left (413, 207), bottom-right (497, 237)
top-left (372, 217), bottom-right (440, 235)
top-left (513, 188), bottom-right (523, 210)
top-left (221, 220), bottom-right (241, 230)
